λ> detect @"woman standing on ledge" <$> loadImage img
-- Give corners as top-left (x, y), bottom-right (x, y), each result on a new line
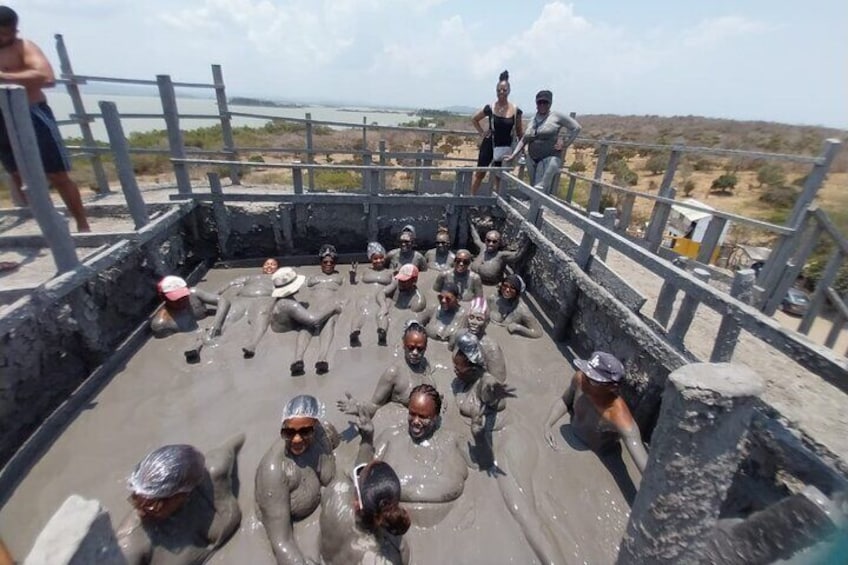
top-left (470, 70), bottom-right (523, 195)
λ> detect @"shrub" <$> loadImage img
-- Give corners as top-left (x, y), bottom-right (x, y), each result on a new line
top-left (314, 170), bottom-right (361, 192)
top-left (569, 160), bottom-right (587, 173)
top-left (710, 173), bottom-right (738, 194)
top-left (644, 154), bottom-right (667, 175)
top-left (693, 158), bottom-right (714, 172)
top-left (248, 155), bottom-right (265, 163)
top-left (683, 180), bottom-right (696, 196)
top-left (756, 164), bottom-right (786, 188)
top-left (758, 185), bottom-right (799, 208)
top-left (611, 160), bottom-right (638, 186)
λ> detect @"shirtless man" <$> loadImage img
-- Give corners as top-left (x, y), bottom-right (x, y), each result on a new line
top-left (354, 384), bottom-right (471, 527)
top-left (433, 249), bottom-right (483, 302)
top-left (424, 226), bottom-right (455, 273)
top-left (543, 351), bottom-right (648, 473)
top-left (337, 321), bottom-right (435, 420)
top-left (116, 435), bottom-right (245, 565)
top-left (449, 296), bottom-right (506, 383)
top-left (349, 242), bottom-right (393, 347)
top-left (376, 264), bottom-right (427, 346)
top-left (417, 282), bottom-right (467, 343)
top-left (294, 245), bottom-right (343, 374)
top-left (469, 222), bottom-right (529, 285)
top-left (385, 227), bottom-right (426, 272)
top-left (0, 7), bottom-right (89, 231)
top-left (256, 395), bottom-right (338, 565)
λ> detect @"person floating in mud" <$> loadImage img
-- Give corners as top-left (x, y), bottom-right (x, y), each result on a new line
top-left (352, 384), bottom-right (471, 527)
top-left (319, 460), bottom-right (411, 565)
top-left (256, 395), bottom-right (338, 565)
top-left (487, 274), bottom-right (543, 338)
top-left (418, 282), bottom-right (467, 343)
top-left (349, 242), bottom-right (393, 347)
top-left (0, 7), bottom-right (91, 232)
top-left (293, 244), bottom-right (344, 375)
top-left (385, 225), bottom-right (426, 272)
top-left (376, 264), bottom-right (427, 346)
top-left (116, 435), bottom-right (245, 565)
top-left (543, 351), bottom-right (648, 474)
top-left (150, 275), bottom-right (228, 342)
top-left (449, 296), bottom-right (507, 383)
top-left (451, 333), bottom-right (570, 565)
top-left (469, 222), bottom-right (530, 285)
top-left (424, 226), bottom-right (456, 272)
top-left (263, 267), bottom-right (343, 373)
top-left (432, 249), bottom-right (483, 302)
top-left (338, 320), bottom-right (435, 419)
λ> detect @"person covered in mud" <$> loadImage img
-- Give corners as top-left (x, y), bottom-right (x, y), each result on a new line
top-left (256, 395), bottom-right (339, 565)
top-left (417, 281), bottom-right (467, 342)
top-left (449, 296), bottom-right (506, 383)
top-left (543, 351), bottom-right (648, 473)
top-left (376, 264), bottom-right (427, 346)
top-left (338, 320), bottom-right (435, 420)
top-left (116, 435), bottom-right (245, 565)
top-left (488, 274), bottom-right (543, 338)
top-left (452, 333), bottom-right (570, 565)
top-left (469, 222), bottom-right (530, 285)
top-left (432, 249), bottom-right (483, 302)
top-left (385, 225), bottom-right (426, 272)
top-left (319, 461), bottom-right (411, 565)
top-left (424, 226), bottom-right (456, 272)
top-left (352, 384), bottom-right (470, 525)
top-left (293, 244), bottom-right (344, 375)
top-left (264, 267), bottom-right (343, 373)
top-left (349, 242), bottom-right (394, 347)
top-left (150, 275), bottom-right (228, 339)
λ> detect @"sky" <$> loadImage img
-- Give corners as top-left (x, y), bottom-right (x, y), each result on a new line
top-left (18, 0), bottom-right (848, 128)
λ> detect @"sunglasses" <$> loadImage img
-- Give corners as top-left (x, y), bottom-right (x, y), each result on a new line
top-left (536, 100), bottom-right (551, 105)
top-left (455, 259), bottom-right (470, 265)
top-left (405, 344), bottom-right (425, 352)
top-left (129, 493), bottom-right (163, 513)
top-left (352, 462), bottom-right (367, 508)
top-left (436, 241), bottom-right (449, 246)
top-left (485, 238), bottom-right (500, 244)
top-left (280, 426), bottom-right (315, 440)
top-left (438, 294), bottom-right (456, 302)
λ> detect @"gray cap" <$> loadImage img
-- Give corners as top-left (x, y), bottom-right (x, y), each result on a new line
top-left (535, 89), bottom-right (553, 103)
top-left (574, 351), bottom-right (624, 384)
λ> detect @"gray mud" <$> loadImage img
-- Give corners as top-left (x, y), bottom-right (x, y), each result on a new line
top-left (0, 265), bottom-right (637, 564)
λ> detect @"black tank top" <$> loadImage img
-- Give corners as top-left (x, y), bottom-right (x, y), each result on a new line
top-left (491, 114), bottom-right (516, 146)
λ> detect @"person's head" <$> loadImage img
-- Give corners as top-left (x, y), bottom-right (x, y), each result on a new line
top-left (262, 258), bottom-right (279, 275)
top-left (535, 89), bottom-right (553, 114)
top-left (127, 444), bottom-right (205, 521)
top-left (437, 282), bottom-right (461, 312)
top-left (499, 273), bottom-right (526, 301)
top-left (0, 7), bottom-right (18, 49)
top-left (398, 231), bottom-right (414, 252)
top-left (435, 227), bottom-right (451, 250)
top-left (452, 333), bottom-right (484, 382)
top-left (157, 275), bottom-right (190, 306)
top-left (353, 461), bottom-right (410, 536)
top-left (367, 242), bottom-right (386, 270)
top-left (272, 267), bottom-right (306, 298)
top-left (318, 244), bottom-right (337, 274)
top-left (484, 230), bottom-right (502, 253)
top-left (466, 296), bottom-right (490, 335)
top-left (402, 320), bottom-right (427, 366)
top-left (407, 384), bottom-right (442, 442)
top-left (575, 351), bottom-right (625, 396)
top-left (395, 263), bottom-right (419, 291)
top-left (280, 395), bottom-right (323, 456)
top-left (453, 250), bottom-right (472, 274)
top-left (496, 70), bottom-right (510, 100)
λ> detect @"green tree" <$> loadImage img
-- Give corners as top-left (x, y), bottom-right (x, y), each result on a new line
top-left (710, 173), bottom-right (738, 194)
top-left (756, 163), bottom-right (786, 188)
top-left (644, 154), bottom-right (667, 175)
top-left (569, 160), bottom-right (587, 173)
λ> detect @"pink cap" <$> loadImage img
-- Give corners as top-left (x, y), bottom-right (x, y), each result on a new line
top-left (157, 275), bottom-right (190, 301)
top-left (394, 264), bottom-right (419, 281)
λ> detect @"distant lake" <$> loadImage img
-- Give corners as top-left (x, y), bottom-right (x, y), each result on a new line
top-left (43, 92), bottom-right (418, 141)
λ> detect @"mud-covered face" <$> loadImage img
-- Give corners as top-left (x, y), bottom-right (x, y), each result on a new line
top-left (452, 352), bottom-right (477, 381)
top-left (320, 256), bottom-right (336, 275)
top-left (281, 416), bottom-right (317, 456)
top-left (403, 331), bottom-right (427, 365)
top-left (438, 291), bottom-right (460, 312)
top-left (467, 311), bottom-right (489, 335)
top-left (484, 231), bottom-right (501, 253)
top-left (407, 393), bottom-right (438, 441)
top-left (454, 253), bottom-right (471, 274)
top-left (262, 258), bottom-right (279, 274)
top-left (435, 235), bottom-right (450, 249)
top-left (370, 253), bottom-right (385, 270)
top-left (399, 235), bottom-right (413, 251)
top-left (500, 282), bottom-right (518, 300)
top-left (130, 491), bottom-right (189, 521)
top-left (398, 277), bottom-right (417, 291)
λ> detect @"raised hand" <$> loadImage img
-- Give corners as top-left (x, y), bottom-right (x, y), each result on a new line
top-left (352, 405), bottom-right (374, 440)
top-left (336, 392), bottom-right (360, 415)
top-left (349, 261), bottom-right (358, 284)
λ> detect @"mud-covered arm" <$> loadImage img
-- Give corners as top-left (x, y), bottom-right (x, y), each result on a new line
top-left (432, 271), bottom-right (446, 293)
top-left (470, 275), bottom-right (484, 299)
top-left (555, 112), bottom-right (582, 147)
top-left (194, 288), bottom-right (231, 336)
top-left (354, 410), bottom-right (378, 466)
top-left (499, 236), bottom-right (531, 264)
top-left (506, 304), bottom-right (542, 338)
top-left (255, 443), bottom-right (310, 565)
top-left (289, 301), bottom-right (340, 330)
top-left (216, 275), bottom-right (249, 295)
top-left (376, 282), bottom-right (396, 315)
top-left (618, 422), bottom-right (649, 474)
top-left (469, 220), bottom-right (484, 251)
top-left (116, 515), bottom-right (153, 565)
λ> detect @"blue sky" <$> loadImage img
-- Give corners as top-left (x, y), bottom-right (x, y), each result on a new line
top-left (19, 0), bottom-right (848, 127)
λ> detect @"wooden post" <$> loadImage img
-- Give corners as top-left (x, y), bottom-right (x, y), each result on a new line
top-left (668, 267), bottom-right (711, 346)
top-left (787, 139), bottom-right (842, 228)
top-left (208, 172), bottom-right (230, 256)
top-left (378, 140), bottom-right (387, 192)
top-left (824, 288), bottom-right (847, 349)
top-left (0, 86), bottom-right (78, 272)
top-left (211, 64), bottom-right (240, 185)
top-left (644, 186), bottom-right (677, 253)
top-left (710, 269), bottom-right (756, 362)
top-left (587, 142), bottom-right (608, 213)
top-left (596, 207), bottom-right (617, 262)
top-left (798, 250), bottom-right (844, 335)
top-left (292, 164), bottom-right (304, 195)
top-left (413, 147), bottom-right (422, 193)
top-left (619, 193), bottom-right (636, 235)
top-left (99, 101), bottom-right (149, 229)
top-left (762, 219), bottom-right (822, 316)
top-left (575, 211), bottom-right (602, 269)
top-left (695, 216), bottom-right (727, 265)
top-left (280, 205), bottom-right (294, 255)
top-left (156, 75), bottom-right (191, 195)
top-left (54, 34), bottom-right (110, 195)
top-left (305, 112), bottom-right (315, 191)
top-left (564, 174), bottom-right (577, 204)
top-left (362, 116), bottom-right (368, 156)
top-left (654, 257), bottom-right (687, 326)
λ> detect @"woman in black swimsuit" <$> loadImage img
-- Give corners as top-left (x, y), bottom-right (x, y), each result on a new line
top-left (470, 70), bottom-right (524, 195)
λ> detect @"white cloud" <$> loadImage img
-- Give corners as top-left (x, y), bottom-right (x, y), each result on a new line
top-left (682, 16), bottom-right (772, 48)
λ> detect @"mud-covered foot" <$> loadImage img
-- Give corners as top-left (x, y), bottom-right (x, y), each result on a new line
top-left (349, 330), bottom-right (361, 347)
top-left (377, 328), bottom-right (387, 346)
top-left (315, 361), bottom-right (329, 374)
top-left (290, 360), bottom-right (305, 376)
top-left (242, 347), bottom-right (255, 359)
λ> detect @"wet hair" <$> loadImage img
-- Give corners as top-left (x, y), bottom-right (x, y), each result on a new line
top-left (281, 394), bottom-right (324, 422)
top-left (318, 244), bottom-right (337, 260)
top-left (403, 319), bottom-right (427, 340)
top-left (0, 7), bottom-right (17, 28)
top-left (359, 461), bottom-right (411, 536)
top-left (440, 281), bottom-right (460, 298)
top-left (410, 383), bottom-right (442, 415)
top-left (500, 273), bottom-right (526, 297)
top-left (128, 445), bottom-right (205, 498)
